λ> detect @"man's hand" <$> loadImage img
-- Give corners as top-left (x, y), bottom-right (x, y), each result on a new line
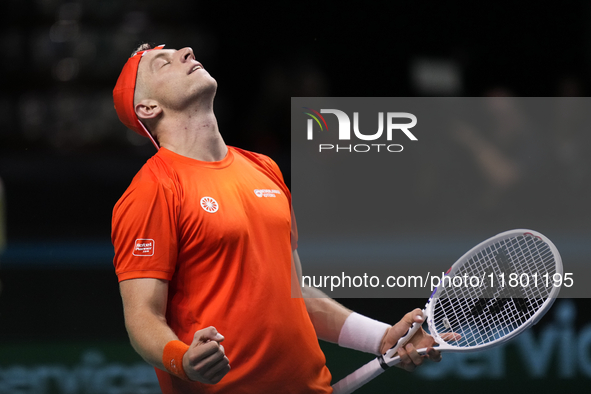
top-left (379, 308), bottom-right (442, 372)
top-left (183, 326), bottom-right (231, 384)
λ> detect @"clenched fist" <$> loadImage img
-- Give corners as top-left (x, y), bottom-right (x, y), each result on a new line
top-left (183, 326), bottom-right (231, 384)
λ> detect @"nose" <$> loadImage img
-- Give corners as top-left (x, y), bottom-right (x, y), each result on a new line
top-left (179, 47), bottom-right (194, 63)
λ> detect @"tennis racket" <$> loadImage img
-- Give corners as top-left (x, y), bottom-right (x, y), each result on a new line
top-left (332, 229), bottom-right (562, 394)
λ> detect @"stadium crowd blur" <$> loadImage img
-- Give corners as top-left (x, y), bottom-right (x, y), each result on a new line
top-left (1, 3), bottom-right (591, 393)
top-left (2, 1), bottom-right (591, 245)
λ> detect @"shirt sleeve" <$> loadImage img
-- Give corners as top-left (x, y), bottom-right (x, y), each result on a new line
top-left (257, 154), bottom-right (299, 251)
top-left (111, 174), bottom-right (179, 282)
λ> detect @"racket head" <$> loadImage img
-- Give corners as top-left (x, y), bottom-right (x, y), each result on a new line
top-left (425, 229), bottom-right (562, 352)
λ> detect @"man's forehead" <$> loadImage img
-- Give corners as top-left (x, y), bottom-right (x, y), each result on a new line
top-left (138, 48), bottom-right (177, 72)
top-left (143, 48), bottom-right (176, 60)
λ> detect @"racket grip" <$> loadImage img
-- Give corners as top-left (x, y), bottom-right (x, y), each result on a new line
top-left (383, 310), bottom-right (425, 359)
top-left (332, 311), bottom-right (426, 393)
top-left (332, 357), bottom-right (384, 394)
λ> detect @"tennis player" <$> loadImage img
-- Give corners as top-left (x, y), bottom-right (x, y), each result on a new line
top-left (111, 44), bottom-right (442, 394)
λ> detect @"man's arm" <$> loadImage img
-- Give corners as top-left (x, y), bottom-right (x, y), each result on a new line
top-left (293, 250), bottom-right (442, 370)
top-left (119, 278), bottom-right (231, 383)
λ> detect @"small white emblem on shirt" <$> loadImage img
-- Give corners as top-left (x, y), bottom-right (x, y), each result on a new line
top-left (200, 196), bottom-right (219, 213)
top-left (254, 189), bottom-right (281, 198)
top-left (133, 239), bottom-right (154, 256)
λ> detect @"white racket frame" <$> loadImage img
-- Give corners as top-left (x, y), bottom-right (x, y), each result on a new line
top-left (332, 229), bottom-right (562, 394)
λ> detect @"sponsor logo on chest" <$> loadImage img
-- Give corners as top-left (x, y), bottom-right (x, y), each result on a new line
top-left (200, 196), bottom-right (219, 213)
top-left (254, 189), bottom-right (281, 198)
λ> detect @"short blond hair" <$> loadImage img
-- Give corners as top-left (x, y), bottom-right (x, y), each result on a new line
top-left (131, 42), bottom-right (155, 57)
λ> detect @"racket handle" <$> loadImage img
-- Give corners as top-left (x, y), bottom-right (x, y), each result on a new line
top-left (332, 311), bottom-right (426, 394)
top-left (332, 348), bottom-right (431, 394)
top-left (383, 309), bottom-right (425, 360)
top-left (332, 357), bottom-right (384, 394)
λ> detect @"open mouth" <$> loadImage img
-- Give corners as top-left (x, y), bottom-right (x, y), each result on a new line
top-left (189, 64), bottom-right (203, 74)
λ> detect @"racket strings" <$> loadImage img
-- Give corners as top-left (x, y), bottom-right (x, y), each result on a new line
top-left (432, 234), bottom-right (557, 348)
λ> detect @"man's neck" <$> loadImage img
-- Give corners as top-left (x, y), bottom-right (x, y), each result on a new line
top-left (157, 107), bottom-right (227, 162)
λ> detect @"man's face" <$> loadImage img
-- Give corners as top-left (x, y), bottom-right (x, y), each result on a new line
top-left (136, 47), bottom-right (217, 112)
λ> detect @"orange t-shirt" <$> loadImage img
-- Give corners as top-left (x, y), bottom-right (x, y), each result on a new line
top-left (112, 147), bottom-right (332, 394)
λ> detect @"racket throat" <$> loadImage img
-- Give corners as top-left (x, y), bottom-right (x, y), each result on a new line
top-left (377, 354), bottom-right (391, 370)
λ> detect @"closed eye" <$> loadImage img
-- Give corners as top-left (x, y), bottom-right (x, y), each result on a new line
top-left (153, 58), bottom-right (170, 69)
top-left (149, 51), bottom-right (175, 73)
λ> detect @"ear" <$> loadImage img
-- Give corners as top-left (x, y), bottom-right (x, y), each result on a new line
top-left (135, 99), bottom-right (162, 121)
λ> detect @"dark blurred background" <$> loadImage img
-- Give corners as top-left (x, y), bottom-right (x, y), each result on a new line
top-left (1, 1), bottom-right (591, 393)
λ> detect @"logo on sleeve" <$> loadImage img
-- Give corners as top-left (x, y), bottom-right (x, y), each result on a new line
top-left (200, 196), bottom-right (219, 213)
top-left (133, 239), bottom-right (154, 256)
top-left (254, 189), bottom-right (281, 198)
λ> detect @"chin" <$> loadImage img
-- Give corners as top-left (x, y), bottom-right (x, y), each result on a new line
top-left (203, 78), bottom-right (218, 96)
top-left (207, 75), bottom-right (218, 90)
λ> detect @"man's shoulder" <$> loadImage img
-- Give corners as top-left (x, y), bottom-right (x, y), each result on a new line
top-left (116, 153), bottom-right (178, 204)
top-left (230, 146), bottom-right (290, 195)
top-left (229, 146), bottom-right (281, 175)
top-left (230, 146), bottom-right (272, 162)
top-left (130, 154), bottom-right (175, 186)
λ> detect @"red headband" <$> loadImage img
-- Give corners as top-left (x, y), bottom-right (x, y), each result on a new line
top-left (113, 44), bottom-right (165, 149)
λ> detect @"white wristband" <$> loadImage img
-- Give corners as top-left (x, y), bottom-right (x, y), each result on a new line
top-left (338, 312), bottom-right (391, 355)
